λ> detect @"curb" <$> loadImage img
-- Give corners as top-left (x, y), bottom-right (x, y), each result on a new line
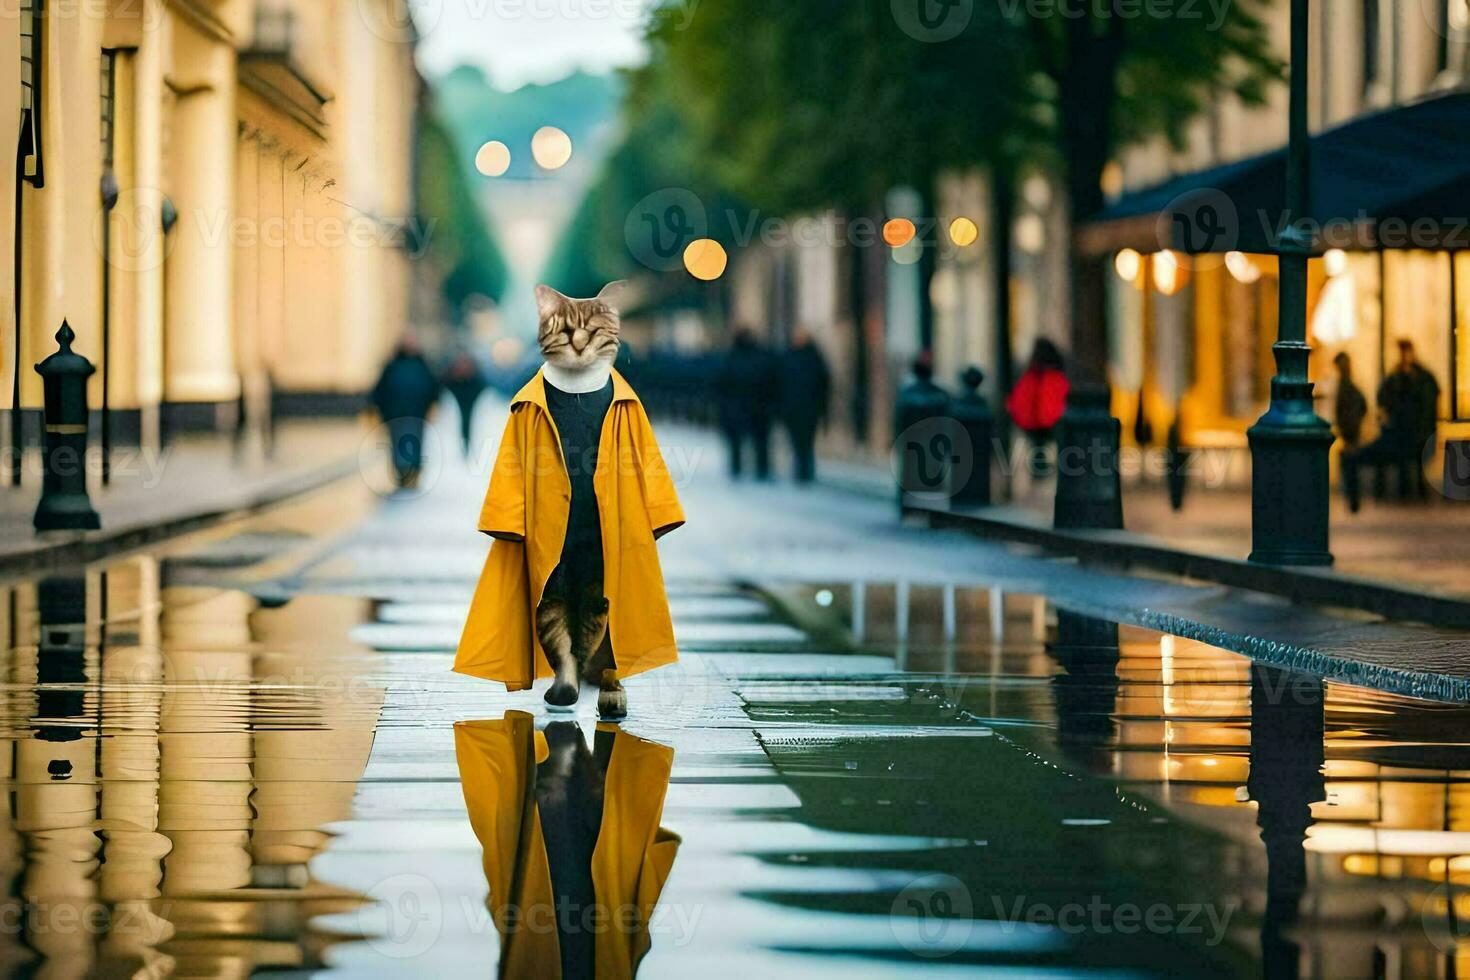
top-left (919, 501), bottom-right (1470, 630)
top-left (0, 456), bottom-right (360, 581)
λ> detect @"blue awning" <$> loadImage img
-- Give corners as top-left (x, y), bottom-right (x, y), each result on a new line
top-left (1079, 90), bottom-right (1470, 256)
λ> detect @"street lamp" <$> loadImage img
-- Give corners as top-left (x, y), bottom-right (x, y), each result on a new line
top-left (1247, 0), bottom-right (1334, 566)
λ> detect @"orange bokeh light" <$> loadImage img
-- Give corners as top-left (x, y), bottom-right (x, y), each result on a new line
top-left (882, 218), bottom-right (916, 248)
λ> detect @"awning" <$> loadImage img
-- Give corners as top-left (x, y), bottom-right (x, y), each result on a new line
top-left (1079, 90), bottom-right (1470, 257)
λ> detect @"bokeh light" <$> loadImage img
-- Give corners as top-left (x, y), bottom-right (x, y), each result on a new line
top-left (474, 140), bottom-right (510, 177)
top-left (948, 217), bottom-right (978, 247)
top-left (1323, 248), bottom-right (1349, 278)
top-left (1152, 250), bottom-right (1185, 295)
top-left (1015, 214), bottom-right (1045, 254)
top-left (531, 126), bottom-right (573, 170)
top-left (1114, 248), bottom-right (1142, 282)
top-left (882, 218), bottom-right (916, 248)
top-left (683, 238), bottom-right (728, 281)
top-left (1225, 251), bottom-right (1261, 284)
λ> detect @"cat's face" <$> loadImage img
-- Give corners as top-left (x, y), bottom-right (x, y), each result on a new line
top-left (535, 283), bottom-right (623, 370)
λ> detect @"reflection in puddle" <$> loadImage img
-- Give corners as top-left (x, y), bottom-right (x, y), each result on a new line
top-left (0, 559), bottom-right (384, 976)
top-left (769, 582), bottom-right (1470, 976)
top-left (7, 532), bottom-right (1470, 976)
top-left (456, 715), bottom-right (679, 978)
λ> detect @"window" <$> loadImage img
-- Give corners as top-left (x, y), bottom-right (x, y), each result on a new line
top-left (19, 0), bottom-right (44, 187)
top-left (1362, 0), bottom-right (1380, 93)
top-left (100, 51), bottom-right (116, 167)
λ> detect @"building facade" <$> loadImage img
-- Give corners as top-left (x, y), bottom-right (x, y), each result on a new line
top-left (1, 0), bottom-right (420, 471)
top-left (1087, 0), bottom-right (1470, 476)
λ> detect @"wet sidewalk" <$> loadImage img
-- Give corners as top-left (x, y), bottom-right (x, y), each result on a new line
top-left (2, 429), bottom-right (1468, 975)
top-left (816, 444), bottom-right (1470, 622)
top-left (0, 418), bottom-right (366, 576)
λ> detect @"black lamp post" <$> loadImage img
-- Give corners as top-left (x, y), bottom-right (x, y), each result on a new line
top-left (33, 321), bottom-right (100, 532)
top-left (1247, 0), bottom-right (1334, 566)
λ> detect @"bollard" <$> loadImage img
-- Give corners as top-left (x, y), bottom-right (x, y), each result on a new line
top-left (893, 353), bottom-right (953, 516)
top-left (950, 366), bottom-right (993, 507)
top-left (33, 322), bottom-right (101, 532)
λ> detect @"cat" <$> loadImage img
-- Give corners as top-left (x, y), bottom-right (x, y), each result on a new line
top-left (533, 283), bottom-right (627, 718)
top-left (535, 282), bottom-right (622, 376)
top-left (533, 721), bottom-right (611, 976)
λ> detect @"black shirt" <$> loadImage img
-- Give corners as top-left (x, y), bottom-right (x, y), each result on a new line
top-left (543, 378), bottom-right (614, 581)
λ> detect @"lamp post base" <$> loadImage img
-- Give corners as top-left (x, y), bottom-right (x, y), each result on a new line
top-left (1054, 383), bottom-right (1123, 531)
top-left (33, 491), bottom-right (101, 533)
top-left (1247, 377), bottom-right (1334, 567)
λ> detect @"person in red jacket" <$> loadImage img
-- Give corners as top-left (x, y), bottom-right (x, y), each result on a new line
top-left (1006, 339), bottom-right (1070, 475)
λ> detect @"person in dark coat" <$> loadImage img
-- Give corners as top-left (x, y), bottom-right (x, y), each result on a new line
top-left (443, 351), bottom-right (487, 458)
top-left (1332, 352), bottom-right (1368, 450)
top-left (716, 328), bottom-right (778, 480)
top-left (1343, 339), bottom-right (1440, 508)
top-left (778, 328), bottom-right (831, 483)
top-left (371, 336), bottom-right (442, 489)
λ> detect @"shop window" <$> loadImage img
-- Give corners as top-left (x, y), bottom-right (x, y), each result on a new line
top-left (19, 0), bottom-right (44, 187)
top-left (1382, 251), bottom-right (1452, 420)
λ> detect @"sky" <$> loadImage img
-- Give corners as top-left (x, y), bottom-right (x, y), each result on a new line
top-left (413, 0), bottom-right (655, 89)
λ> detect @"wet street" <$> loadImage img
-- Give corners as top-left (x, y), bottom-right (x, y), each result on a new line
top-left (2, 412), bottom-right (1470, 978)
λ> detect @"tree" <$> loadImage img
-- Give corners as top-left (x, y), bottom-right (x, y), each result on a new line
top-left (648, 0), bottom-right (1033, 347)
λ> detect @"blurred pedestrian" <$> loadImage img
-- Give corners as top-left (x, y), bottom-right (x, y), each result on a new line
top-left (443, 351), bottom-right (487, 458)
top-left (1332, 351), bottom-right (1367, 450)
top-left (1344, 339), bottom-right (1441, 508)
top-left (779, 328), bottom-right (831, 483)
top-left (1005, 338), bottom-right (1070, 475)
top-left (371, 335), bottom-right (441, 490)
top-left (717, 327), bottom-right (777, 480)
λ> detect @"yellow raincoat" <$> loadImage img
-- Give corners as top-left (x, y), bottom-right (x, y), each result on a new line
top-left (455, 714), bottom-right (682, 979)
top-left (455, 369), bottom-right (684, 690)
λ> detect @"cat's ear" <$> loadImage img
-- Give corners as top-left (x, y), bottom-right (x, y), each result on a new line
top-left (595, 280), bottom-right (627, 309)
top-left (534, 284), bottom-right (568, 319)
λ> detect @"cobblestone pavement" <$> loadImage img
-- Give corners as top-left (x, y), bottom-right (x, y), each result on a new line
top-left (3, 399), bottom-right (1470, 976)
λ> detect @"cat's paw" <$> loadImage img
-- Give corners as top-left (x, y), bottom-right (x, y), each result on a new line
top-left (544, 682), bottom-right (580, 709)
top-left (597, 687), bottom-right (627, 720)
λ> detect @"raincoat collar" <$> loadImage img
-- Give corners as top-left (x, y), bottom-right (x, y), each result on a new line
top-left (511, 366), bottom-right (638, 409)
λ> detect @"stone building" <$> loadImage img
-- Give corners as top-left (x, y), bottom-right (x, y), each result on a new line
top-left (1, 0), bottom-right (421, 465)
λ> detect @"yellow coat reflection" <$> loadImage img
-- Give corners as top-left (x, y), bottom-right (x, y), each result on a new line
top-left (455, 714), bottom-right (680, 979)
top-left (454, 370), bottom-right (685, 691)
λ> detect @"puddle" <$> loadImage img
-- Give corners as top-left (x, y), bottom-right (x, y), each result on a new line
top-left (1, 509), bottom-right (1469, 977)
